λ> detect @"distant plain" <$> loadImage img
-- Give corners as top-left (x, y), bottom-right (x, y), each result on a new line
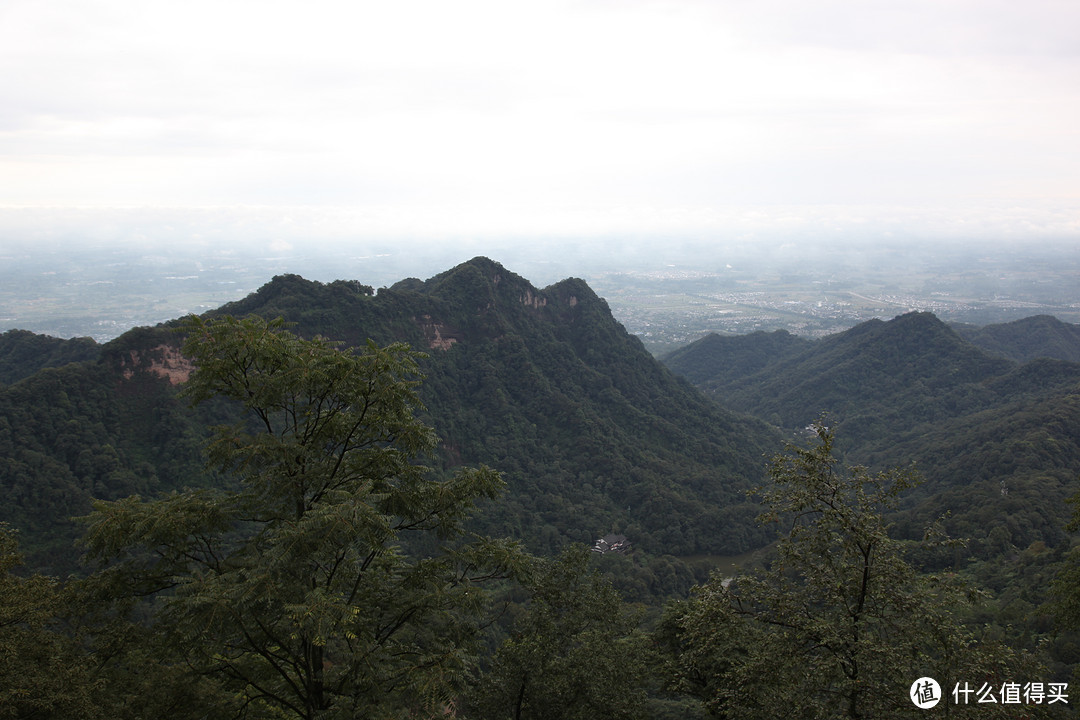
top-left (2, 238), bottom-right (1078, 353)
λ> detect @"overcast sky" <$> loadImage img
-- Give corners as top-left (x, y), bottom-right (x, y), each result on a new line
top-left (2, 0), bottom-right (1079, 248)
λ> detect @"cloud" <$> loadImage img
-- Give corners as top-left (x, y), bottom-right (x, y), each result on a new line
top-left (0, 0), bottom-right (1077, 238)
top-left (1, 203), bottom-right (1077, 256)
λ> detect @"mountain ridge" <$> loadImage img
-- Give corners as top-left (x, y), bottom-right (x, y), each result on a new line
top-left (661, 309), bottom-right (1080, 561)
top-left (952, 314), bottom-right (1080, 363)
top-left (209, 258), bottom-right (779, 559)
top-left (664, 311), bottom-right (1014, 432)
top-left (0, 258), bottom-right (780, 578)
top-left (7, 258), bottom-right (1080, 601)
top-left (0, 329), bottom-right (101, 384)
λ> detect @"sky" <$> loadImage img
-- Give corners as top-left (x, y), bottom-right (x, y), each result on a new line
top-left (1, 0), bottom-right (1079, 250)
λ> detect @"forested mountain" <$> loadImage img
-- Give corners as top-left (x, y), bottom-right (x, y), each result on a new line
top-left (953, 314), bottom-right (1080, 363)
top-left (658, 328), bottom-right (812, 388)
top-left (664, 312), bottom-right (1013, 431)
top-left (0, 329), bottom-right (100, 384)
top-left (4, 259), bottom-right (1080, 716)
top-left (7, 270), bottom-right (1079, 580)
top-left (0, 336), bottom-right (221, 571)
top-left (209, 258), bottom-right (781, 561)
top-left (662, 311), bottom-right (1080, 566)
top-left (0, 257), bottom-right (779, 578)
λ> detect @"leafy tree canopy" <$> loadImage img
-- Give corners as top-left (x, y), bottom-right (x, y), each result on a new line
top-left (81, 314), bottom-right (525, 719)
top-left (465, 544), bottom-right (651, 720)
top-left (660, 424), bottom-right (1053, 719)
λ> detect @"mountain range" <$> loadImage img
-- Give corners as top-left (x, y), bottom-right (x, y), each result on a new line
top-left (2, 258), bottom-right (1079, 606)
top-left (0, 258), bottom-right (777, 584)
top-left (662, 311), bottom-right (1080, 561)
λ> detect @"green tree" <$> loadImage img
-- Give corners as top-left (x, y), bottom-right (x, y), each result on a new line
top-left (82, 315), bottom-right (522, 719)
top-left (1049, 491), bottom-right (1080, 682)
top-left (464, 544), bottom-right (649, 720)
top-left (0, 524), bottom-right (232, 719)
top-left (661, 423), bottom-right (1048, 719)
top-left (0, 524), bottom-right (102, 719)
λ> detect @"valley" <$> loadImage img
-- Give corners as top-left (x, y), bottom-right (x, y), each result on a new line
top-left (594, 249), bottom-right (1080, 353)
top-left (4, 239), bottom-right (1079, 354)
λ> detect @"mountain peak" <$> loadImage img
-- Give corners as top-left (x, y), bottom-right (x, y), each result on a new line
top-left (425, 256), bottom-right (520, 287)
top-left (183, 258), bottom-right (776, 556)
top-left (545, 276), bottom-right (600, 305)
top-left (889, 310), bottom-right (954, 334)
top-left (664, 310), bottom-right (1015, 441)
top-left (416, 257), bottom-right (539, 306)
top-left (954, 314), bottom-right (1080, 363)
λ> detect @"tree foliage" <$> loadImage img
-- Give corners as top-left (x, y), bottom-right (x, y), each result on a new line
top-left (661, 424), bottom-right (1052, 718)
top-left (1050, 493), bottom-right (1080, 631)
top-left (82, 315), bottom-right (523, 719)
top-left (0, 524), bottom-right (103, 719)
top-left (3, 262), bottom-right (1079, 706)
top-left (0, 328), bottom-right (99, 385)
top-left (465, 544), bottom-right (650, 720)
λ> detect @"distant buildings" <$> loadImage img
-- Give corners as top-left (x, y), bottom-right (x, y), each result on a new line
top-left (591, 533), bottom-right (631, 555)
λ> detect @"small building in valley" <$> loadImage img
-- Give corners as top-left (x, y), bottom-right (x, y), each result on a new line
top-left (591, 533), bottom-right (631, 555)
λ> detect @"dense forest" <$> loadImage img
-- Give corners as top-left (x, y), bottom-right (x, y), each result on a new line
top-left (2, 259), bottom-right (779, 585)
top-left (2, 257), bottom-right (1079, 717)
top-left (663, 309), bottom-right (1080, 687)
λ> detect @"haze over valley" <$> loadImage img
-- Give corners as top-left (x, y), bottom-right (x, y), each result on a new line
top-left (4, 236), bottom-right (1078, 353)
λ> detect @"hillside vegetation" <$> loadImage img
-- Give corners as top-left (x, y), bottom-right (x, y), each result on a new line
top-left (661, 312), bottom-right (1080, 552)
top-left (1, 258), bottom-right (778, 581)
top-left (663, 312), bottom-right (1080, 681)
top-left (0, 329), bottom-right (100, 384)
top-left (3, 259), bottom-right (1080, 716)
top-left (953, 314), bottom-right (1080, 364)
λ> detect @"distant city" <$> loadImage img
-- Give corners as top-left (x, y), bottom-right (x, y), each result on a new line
top-left (592, 244), bottom-right (1080, 352)
top-left (2, 238), bottom-right (1078, 355)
